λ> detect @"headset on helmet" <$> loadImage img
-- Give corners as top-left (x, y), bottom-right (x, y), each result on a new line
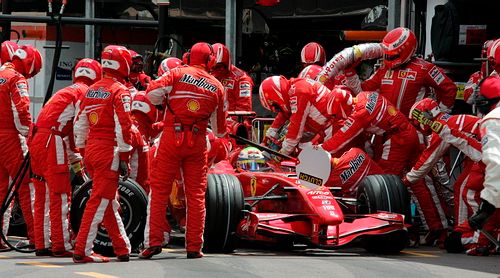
top-left (237, 146), bottom-right (267, 172)
top-left (157, 57), bottom-right (183, 76)
top-left (381, 27), bottom-right (417, 69)
top-left (212, 43), bottom-right (232, 69)
top-left (259, 75), bottom-right (291, 113)
top-left (475, 76), bottom-right (500, 115)
top-left (301, 42), bottom-right (326, 66)
top-left (185, 42), bottom-right (216, 70)
top-left (73, 58), bottom-right (102, 85)
top-left (12, 45), bottom-right (43, 78)
top-left (326, 86), bottom-right (355, 119)
top-left (1, 41), bottom-right (19, 65)
top-left (409, 98), bottom-right (442, 134)
top-left (101, 45), bottom-right (132, 79)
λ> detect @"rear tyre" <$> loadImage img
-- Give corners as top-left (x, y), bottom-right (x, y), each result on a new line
top-left (356, 174), bottom-right (411, 223)
top-left (203, 174), bottom-right (244, 253)
top-left (71, 178), bottom-right (148, 256)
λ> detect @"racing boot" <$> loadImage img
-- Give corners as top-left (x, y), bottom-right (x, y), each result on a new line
top-left (187, 251), bottom-right (203, 259)
top-left (73, 253), bottom-right (110, 263)
top-left (469, 200), bottom-right (496, 230)
top-left (138, 246), bottom-right (162, 259)
top-left (35, 248), bottom-right (53, 256)
top-left (116, 253), bottom-right (130, 262)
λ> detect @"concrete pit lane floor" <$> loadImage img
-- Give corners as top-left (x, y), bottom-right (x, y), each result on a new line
top-left (0, 238), bottom-right (499, 278)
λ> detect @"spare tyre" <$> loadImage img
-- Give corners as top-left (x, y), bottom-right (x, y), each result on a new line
top-left (71, 178), bottom-right (148, 256)
top-left (203, 174), bottom-right (244, 253)
top-left (356, 174), bottom-right (411, 223)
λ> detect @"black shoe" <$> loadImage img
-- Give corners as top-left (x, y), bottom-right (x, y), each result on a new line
top-left (117, 254), bottom-right (130, 262)
top-left (35, 248), bottom-right (53, 256)
top-left (469, 200), bottom-right (496, 230)
top-left (187, 251), bottom-right (203, 259)
top-left (138, 246), bottom-right (162, 259)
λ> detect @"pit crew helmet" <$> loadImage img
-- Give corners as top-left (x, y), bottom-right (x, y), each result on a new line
top-left (298, 64), bottom-right (322, 80)
top-left (157, 57), bottom-right (183, 76)
top-left (409, 98), bottom-right (442, 134)
top-left (185, 42), bottom-right (216, 70)
top-left (475, 76), bottom-right (500, 115)
top-left (326, 86), bottom-right (354, 119)
top-left (1, 41), bottom-right (19, 65)
top-left (212, 43), bottom-right (231, 69)
top-left (237, 147), bottom-right (267, 172)
top-left (487, 38), bottom-right (500, 73)
top-left (73, 58), bottom-right (102, 85)
top-left (129, 50), bottom-right (144, 73)
top-left (301, 42), bottom-right (326, 66)
top-left (11, 45), bottom-right (43, 78)
top-left (101, 45), bottom-right (132, 79)
top-left (481, 40), bottom-right (495, 75)
top-left (381, 27), bottom-right (417, 69)
top-left (259, 75), bottom-right (291, 113)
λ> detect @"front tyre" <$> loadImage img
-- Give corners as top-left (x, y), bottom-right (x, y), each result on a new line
top-left (203, 174), bottom-right (244, 253)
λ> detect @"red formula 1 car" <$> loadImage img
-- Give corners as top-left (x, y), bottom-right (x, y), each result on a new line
top-left (203, 143), bottom-right (410, 254)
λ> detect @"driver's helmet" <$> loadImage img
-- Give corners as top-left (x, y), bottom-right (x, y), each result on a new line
top-left (237, 147), bottom-right (267, 172)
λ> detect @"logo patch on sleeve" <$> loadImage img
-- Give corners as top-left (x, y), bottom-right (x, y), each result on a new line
top-left (239, 81), bottom-right (251, 97)
top-left (429, 66), bottom-right (444, 85)
top-left (290, 96), bottom-right (298, 113)
top-left (16, 82), bottom-right (29, 96)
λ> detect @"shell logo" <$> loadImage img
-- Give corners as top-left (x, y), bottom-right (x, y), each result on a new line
top-left (319, 75), bottom-right (328, 83)
top-left (89, 111), bottom-right (99, 125)
top-left (387, 106), bottom-right (397, 116)
top-left (187, 99), bottom-right (200, 112)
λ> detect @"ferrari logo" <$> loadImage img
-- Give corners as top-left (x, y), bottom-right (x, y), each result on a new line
top-left (187, 99), bottom-right (200, 112)
top-left (89, 111), bottom-right (99, 125)
top-left (250, 176), bottom-right (257, 196)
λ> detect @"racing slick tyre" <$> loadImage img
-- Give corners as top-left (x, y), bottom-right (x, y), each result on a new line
top-left (203, 174), bottom-right (244, 253)
top-left (71, 178), bottom-right (148, 256)
top-left (356, 174), bottom-right (412, 223)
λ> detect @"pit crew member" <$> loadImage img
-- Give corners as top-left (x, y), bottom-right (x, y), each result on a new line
top-left (463, 40), bottom-right (495, 104)
top-left (30, 58), bottom-right (102, 256)
top-left (140, 42), bottom-right (226, 259)
top-left (405, 98), bottom-right (483, 227)
top-left (346, 27), bottom-right (457, 117)
top-left (73, 45), bottom-right (133, 263)
top-left (318, 91), bottom-right (447, 232)
top-left (469, 76), bottom-right (500, 231)
top-left (259, 76), bottom-right (354, 157)
top-left (129, 50), bottom-right (151, 91)
top-left (211, 43), bottom-right (254, 112)
top-left (0, 45), bottom-right (42, 249)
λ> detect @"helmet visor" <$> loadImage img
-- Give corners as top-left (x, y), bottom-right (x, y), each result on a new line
top-left (384, 53), bottom-right (400, 61)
